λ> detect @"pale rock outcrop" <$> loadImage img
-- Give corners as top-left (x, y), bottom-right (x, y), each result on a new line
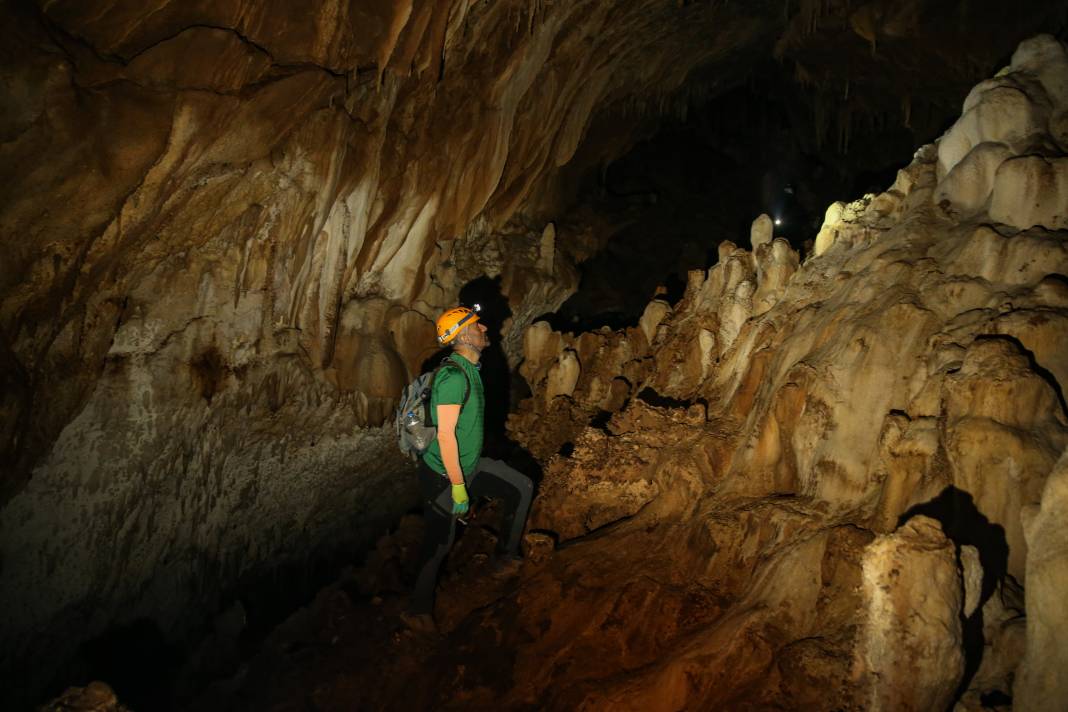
top-left (943, 337), bottom-right (1068, 579)
top-left (512, 321), bottom-right (648, 460)
top-left (960, 544), bottom-right (983, 619)
top-left (750, 212), bottom-right (774, 248)
top-left (856, 516), bottom-right (963, 712)
top-left (812, 194), bottom-right (879, 256)
top-left (935, 141), bottom-right (1014, 219)
top-left (1015, 448), bottom-right (1068, 712)
top-left (545, 350), bottom-right (582, 404)
top-left (937, 34), bottom-right (1068, 230)
top-left (989, 155), bottom-right (1068, 229)
top-left (638, 298), bottom-right (672, 346)
top-left (813, 201), bottom-right (847, 255)
top-left (753, 237), bottom-right (801, 315)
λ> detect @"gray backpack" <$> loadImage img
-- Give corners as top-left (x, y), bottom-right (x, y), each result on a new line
top-left (395, 359), bottom-right (471, 460)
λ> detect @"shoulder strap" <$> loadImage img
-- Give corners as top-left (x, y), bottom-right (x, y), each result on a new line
top-left (433, 357), bottom-right (471, 408)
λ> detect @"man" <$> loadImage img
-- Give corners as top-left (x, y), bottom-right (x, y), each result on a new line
top-left (404, 305), bottom-right (534, 632)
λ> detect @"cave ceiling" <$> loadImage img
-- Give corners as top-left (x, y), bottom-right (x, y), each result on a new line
top-left (3, 0), bottom-right (1062, 496)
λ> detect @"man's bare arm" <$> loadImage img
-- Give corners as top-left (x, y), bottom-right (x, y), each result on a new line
top-left (435, 404), bottom-right (464, 485)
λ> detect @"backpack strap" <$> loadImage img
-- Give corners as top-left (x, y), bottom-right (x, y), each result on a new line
top-left (431, 357), bottom-right (471, 409)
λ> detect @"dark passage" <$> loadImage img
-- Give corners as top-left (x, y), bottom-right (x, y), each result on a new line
top-left (542, 66), bottom-right (973, 332)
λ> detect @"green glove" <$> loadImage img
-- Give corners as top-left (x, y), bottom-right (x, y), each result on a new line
top-left (451, 483), bottom-right (469, 515)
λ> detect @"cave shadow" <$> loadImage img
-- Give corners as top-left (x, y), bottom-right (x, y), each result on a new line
top-left (71, 618), bottom-right (183, 712)
top-left (897, 486), bottom-right (1010, 708)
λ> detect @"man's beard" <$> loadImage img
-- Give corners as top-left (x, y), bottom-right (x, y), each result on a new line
top-left (458, 333), bottom-right (485, 353)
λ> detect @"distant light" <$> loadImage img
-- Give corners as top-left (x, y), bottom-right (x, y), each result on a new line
top-left (773, 217), bottom-right (782, 226)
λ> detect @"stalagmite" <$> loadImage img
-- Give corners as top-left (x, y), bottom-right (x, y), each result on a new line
top-left (750, 212), bottom-right (774, 248)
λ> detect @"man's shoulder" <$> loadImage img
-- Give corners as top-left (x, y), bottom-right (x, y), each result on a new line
top-left (433, 360), bottom-right (469, 393)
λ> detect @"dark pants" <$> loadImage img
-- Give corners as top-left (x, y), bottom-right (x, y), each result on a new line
top-left (410, 457), bottom-right (534, 615)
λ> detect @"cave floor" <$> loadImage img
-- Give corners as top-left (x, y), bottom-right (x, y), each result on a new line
top-left (188, 479), bottom-right (870, 712)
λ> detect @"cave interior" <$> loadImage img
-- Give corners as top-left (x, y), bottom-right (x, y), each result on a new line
top-left (2, 1), bottom-right (1068, 710)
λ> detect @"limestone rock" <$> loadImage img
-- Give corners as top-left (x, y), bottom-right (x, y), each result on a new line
top-left (752, 237), bottom-right (800, 315)
top-left (943, 337), bottom-right (1068, 579)
top-left (750, 213), bottom-right (774, 248)
top-left (934, 141), bottom-right (1013, 219)
top-left (989, 154), bottom-right (1068, 229)
top-left (813, 202), bottom-right (845, 256)
top-left (4, 1), bottom-right (1068, 707)
top-left (502, 37), bottom-right (1068, 709)
top-left (856, 516), bottom-right (964, 712)
top-left (1015, 448), bottom-right (1068, 711)
top-left (960, 544), bottom-right (983, 619)
top-left (545, 350), bottom-right (581, 404)
top-left (956, 579), bottom-right (1026, 711)
top-left (638, 299), bottom-right (671, 346)
top-left (935, 34), bottom-right (1068, 229)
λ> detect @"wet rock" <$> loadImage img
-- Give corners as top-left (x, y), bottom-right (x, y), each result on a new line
top-left (638, 299), bottom-right (671, 346)
top-left (943, 337), bottom-right (1068, 579)
top-left (855, 516), bottom-right (964, 712)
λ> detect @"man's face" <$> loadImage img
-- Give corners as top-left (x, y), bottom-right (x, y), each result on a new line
top-left (459, 321), bottom-right (489, 350)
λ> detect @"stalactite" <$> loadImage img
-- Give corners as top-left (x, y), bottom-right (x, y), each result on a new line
top-left (838, 102), bottom-right (852, 153)
top-left (812, 91), bottom-right (828, 150)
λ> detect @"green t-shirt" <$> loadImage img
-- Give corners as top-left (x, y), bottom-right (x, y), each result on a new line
top-left (422, 353), bottom-right (485, 477)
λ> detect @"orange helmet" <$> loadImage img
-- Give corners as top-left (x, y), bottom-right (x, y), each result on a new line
top-left (435, 305), bottom-right (481, 345)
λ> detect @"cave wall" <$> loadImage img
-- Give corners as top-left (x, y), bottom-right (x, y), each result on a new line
top-left (509, 36), bottom-right (1068, 710)
top-left (0, 0), bottom-right (784, 698)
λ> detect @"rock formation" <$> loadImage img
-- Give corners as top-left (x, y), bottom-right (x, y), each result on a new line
top-left (2, 0), bottom-right (1067, 707)
top-left (506, 34), bottom-right (1068, 710)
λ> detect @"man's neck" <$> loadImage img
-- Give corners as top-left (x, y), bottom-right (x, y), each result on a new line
top-left (453, 344), bottom-right (482, 364)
